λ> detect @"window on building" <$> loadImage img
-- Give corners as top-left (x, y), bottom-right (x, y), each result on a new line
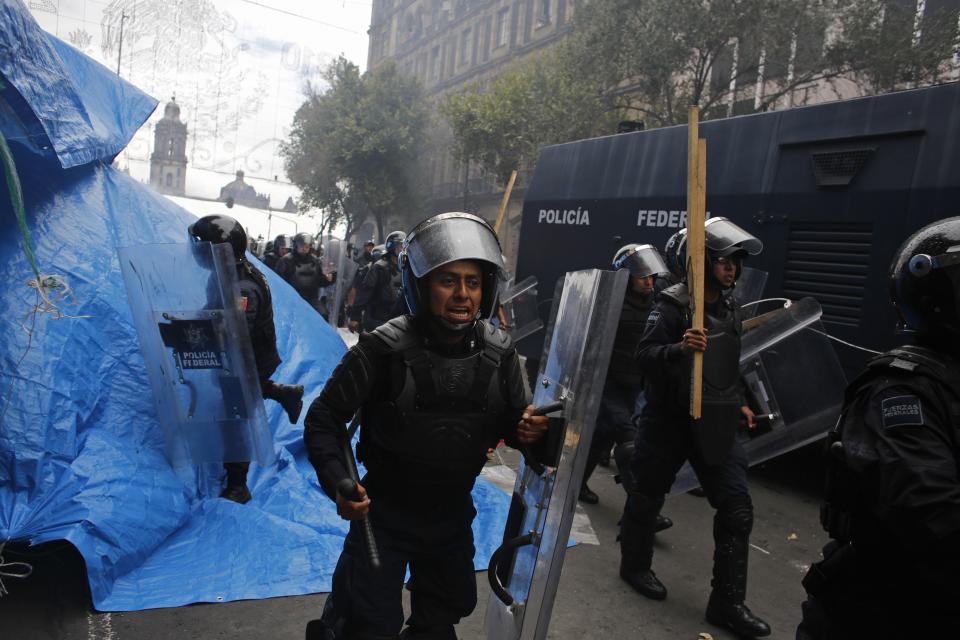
top-left (460, 28), bottom-right (471, 66)
top-left (495, 7), bottom-right (510, 48)
top-left (430, 46), bottom-right (441, 81)
top-left (165, 173), bottom-right (172, 187)
top-left (538, 0), bottom-right (551, 26)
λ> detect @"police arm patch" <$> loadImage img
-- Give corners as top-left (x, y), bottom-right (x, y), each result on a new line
top-left (880, 395), bottom-right (924, 428)
top-left (645, 310), bottom-right (661, 332)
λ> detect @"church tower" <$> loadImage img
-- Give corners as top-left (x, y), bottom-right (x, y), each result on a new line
top-left (149, 97), bottom-right (188, 196)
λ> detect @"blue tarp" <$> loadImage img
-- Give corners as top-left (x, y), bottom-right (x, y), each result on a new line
top-left (0, 0), bottom-right (509, 611)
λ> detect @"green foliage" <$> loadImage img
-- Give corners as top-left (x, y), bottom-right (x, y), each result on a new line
top-left (443, 0), bottom-right (959, 172)
top-left (441, 53), bottom-right (617, 183)
top-left (562, 0), bottom-right (957, 125)
top-left (282, 56), bottom-right (428, 239)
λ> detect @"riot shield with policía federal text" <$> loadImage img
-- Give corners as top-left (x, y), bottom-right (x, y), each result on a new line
top-left (670, 296), bottom-right (846, 494)
top-left (118, 242), bottom-right (274, 468)
top-left (485, 268), bottom-right (627, 640)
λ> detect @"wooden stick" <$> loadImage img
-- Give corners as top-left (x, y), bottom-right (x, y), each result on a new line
top-left (687, 108), bottom-right (707, 419)
top-left (493, 169), bottom-right (518, 235)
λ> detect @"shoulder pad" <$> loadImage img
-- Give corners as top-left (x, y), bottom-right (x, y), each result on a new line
top-left (869, 345), bottom-right (960, 389)
top-left (479, 320), bottom-right (514, 355)
top-left (366, 315), bottom-right (419, 353)
top-left (659, 283), bottom-right (690, 308)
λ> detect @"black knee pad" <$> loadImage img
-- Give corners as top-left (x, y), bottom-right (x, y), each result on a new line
top-left (716, 495), bottom-right (753, 535)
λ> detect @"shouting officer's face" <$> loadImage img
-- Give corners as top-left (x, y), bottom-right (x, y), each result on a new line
top-left (428, 260), bottom-right (483, 324)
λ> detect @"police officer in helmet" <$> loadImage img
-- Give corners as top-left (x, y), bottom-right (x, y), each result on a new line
top-left (264, 233), bottom-right (293, 271)
top-left (622, 217), bottom-right (770, 638)
top-left (303, 212), bottom-right (548, 640)
top-left (578, 242), bottom-right (673, 539)
top-left (276, 232), bottom-right (336, 316)
top-left (187, 215), bottom-right (304, 504)
top-left (797, 217), bottom-right (960, 639)
top-left (349, 231), bottom-right (406, 332)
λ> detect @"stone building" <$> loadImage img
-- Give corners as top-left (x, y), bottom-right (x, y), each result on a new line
top-left (149, 97), bottom-right (188, 196)
top-left (218, 170), bottom-right (271, 210)
top-left (366, 0), bottom-right (579, 269)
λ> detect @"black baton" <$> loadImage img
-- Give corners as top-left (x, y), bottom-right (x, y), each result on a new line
top-left (339, 413), bottom-right (381, 570)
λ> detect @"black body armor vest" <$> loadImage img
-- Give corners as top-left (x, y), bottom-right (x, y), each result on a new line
top-left (289, 255), bottom-right (322, 300)
top-left (661, 284), bottom-right (743, 464)
top-left (358, 317), bottom-right (513, 488)
top-left (608, 291), bottom-right (654, 387)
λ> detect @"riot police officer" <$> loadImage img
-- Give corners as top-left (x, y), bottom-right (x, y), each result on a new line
top-left (347, 244), bottom-right (384, 323)
top-left (276, 232), bottom-right (336, 315)
top-left (264, 234), bottom-right (293, 271)
top-left (620, 217), bottom-right (770, 638)
top-left (349, 231), bottom-right (406, 332)
top-left (579, 245), bottom-right (668, 516)
top-left (188, 215), bottom-right (304, 504)
top-left (797, 217), bottom-right (960, 639)
top-left (303, 212), bottom-right (548, 640)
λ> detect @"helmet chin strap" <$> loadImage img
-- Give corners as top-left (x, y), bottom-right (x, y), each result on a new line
top-left (432, 315), bottom-right (477, 334)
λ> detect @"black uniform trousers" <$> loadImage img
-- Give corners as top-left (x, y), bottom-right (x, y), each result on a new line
top-left (322, 490), bottom-right (478, 640)
top-left (622, 412), bottom-right (752, 588)
top-left (628, 414), bottom-right (749, 504)
top-left (584, 381), bottom-right (641, 486)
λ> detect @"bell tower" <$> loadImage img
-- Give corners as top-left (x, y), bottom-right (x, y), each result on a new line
top-left (149, 96), bottom-right (188, 196)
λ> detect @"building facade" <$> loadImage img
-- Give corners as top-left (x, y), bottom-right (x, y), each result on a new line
top-left (149, 97), bottom-right (188, 196)
top-left (367, 0), bottom-right (579, 269)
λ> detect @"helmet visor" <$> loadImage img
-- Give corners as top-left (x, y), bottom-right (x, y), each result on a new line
top-left (404, 212), bottom-right (504, 279)
top-left (617, 244), bottom-right (669, 277)
top-left (704, 217), bottom-right (763, 256)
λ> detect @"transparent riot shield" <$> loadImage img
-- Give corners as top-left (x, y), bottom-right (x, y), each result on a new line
top-left (731, 266), bottom-right (769, 319)
top-left (499, 276), bottom-right (544, 342)
top-left (326, 237), bottom-right (358, 329)
top-left (485, 268), bottom-right (628, 640)
top-left (118, 242), bottom-right (274, 468)
top-left (669, 297), bottom-right (846, 494)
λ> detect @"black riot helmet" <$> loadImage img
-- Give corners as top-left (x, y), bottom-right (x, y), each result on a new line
top-left (663, 228), bottom-right (688, 280)
top-left (399, 212), bottom-right (505, 325)
top-left (371, 244), bottom-right (386, 261)
top-left (188, 214), bottom-right (248, 263)
top-left (703, 217), bottom-right (762, 284)
top-left (275, 234), bottom-right (293, 252)
top-left (704, 217), bottom-right (763, 260)
top-left (889, 216), bottom-right (960, 344)
top-left (384, 230), bottom-right (406, 256)
top-left (293, 232), bottom-right (313, 254)
top-left (613, 243), bottom-right (670, 278)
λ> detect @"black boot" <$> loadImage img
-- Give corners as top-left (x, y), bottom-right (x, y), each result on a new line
top-left (654, 513), bottom-right (673, 533)
top-left (619, 494), bottom-right (667, 600)
top-left (706, 500), bottom-right (770, 638)
top-left (578, 484), bottom-right (599, 505)
top-left (579, 451), bottom-right (601, 505)
top-left (221, 484), bottom-right (251, 504)
top-left (263, 381), bottom-right (304, 424)
top-left (222, 461), bottom-right (251, 504)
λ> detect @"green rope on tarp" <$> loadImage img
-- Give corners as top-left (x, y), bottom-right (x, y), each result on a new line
top-left (0, 128), bottom-right (42, 281)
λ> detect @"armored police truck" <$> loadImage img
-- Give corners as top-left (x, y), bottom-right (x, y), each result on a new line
top-left (515, 81), bottom-right (960, 377)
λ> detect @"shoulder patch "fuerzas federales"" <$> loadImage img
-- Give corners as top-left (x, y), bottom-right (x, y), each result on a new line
top-left (881, 395), bottom-right (924, 428)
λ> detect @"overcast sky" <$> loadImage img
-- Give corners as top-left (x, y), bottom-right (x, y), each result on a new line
top-left (28, 0), bottom-right (372, 208)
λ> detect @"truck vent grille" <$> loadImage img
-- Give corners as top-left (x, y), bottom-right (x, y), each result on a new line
top-left (810, 148), bottom-right (875, 187)
top-left (783, 224), bottom-right (872, 327)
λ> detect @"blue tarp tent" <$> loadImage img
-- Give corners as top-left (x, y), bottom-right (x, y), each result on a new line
top-left (0, 0), bottom-right (509, 611)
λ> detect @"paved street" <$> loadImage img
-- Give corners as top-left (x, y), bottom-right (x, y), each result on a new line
top-left (5, 443), bottom-right (825, 640)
